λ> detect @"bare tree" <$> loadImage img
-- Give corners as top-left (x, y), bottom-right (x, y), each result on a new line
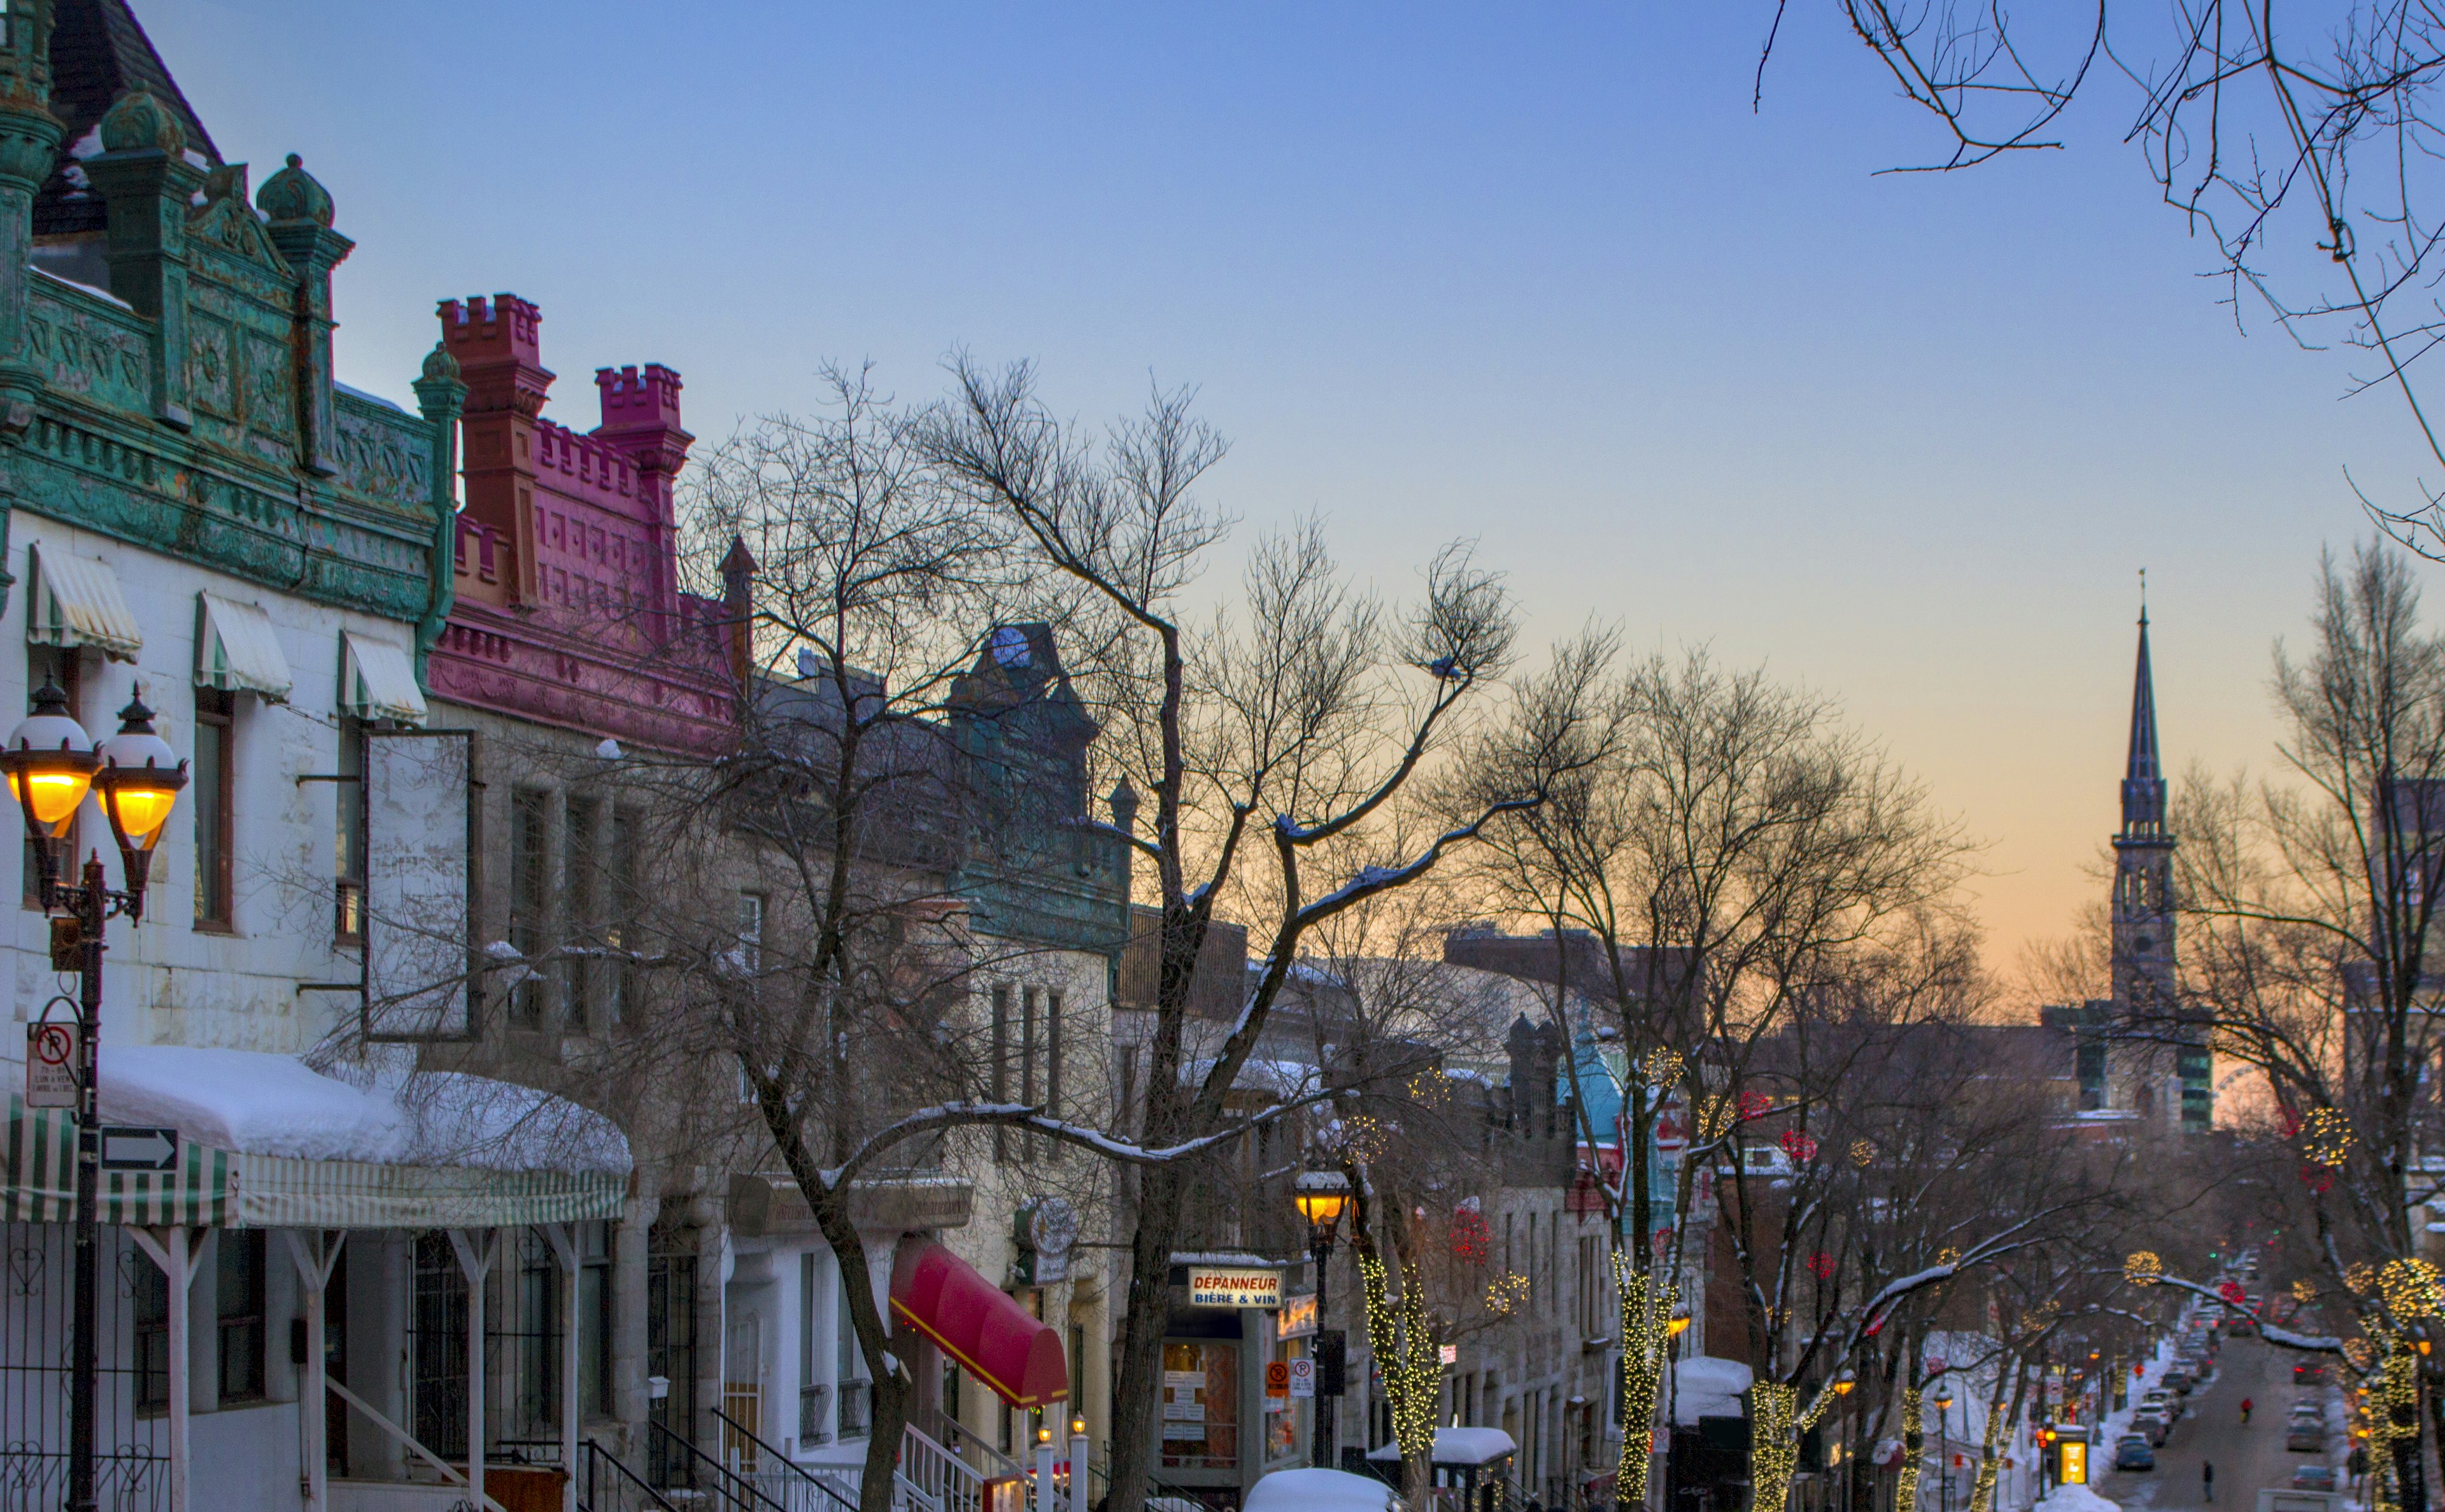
top-left (923, 360), bottom-right (1611, 1512)
top-left (1768, 3), bottom-right (2445, 544)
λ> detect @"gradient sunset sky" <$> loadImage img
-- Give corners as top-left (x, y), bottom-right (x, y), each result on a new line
top-left (150, 3), bottom-right (2421, 990)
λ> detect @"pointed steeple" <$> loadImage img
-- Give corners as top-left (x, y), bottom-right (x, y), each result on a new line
top-left (2120, 609), bottom-right (2167, 841)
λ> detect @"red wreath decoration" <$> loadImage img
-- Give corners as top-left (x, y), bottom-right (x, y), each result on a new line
top-left (1808, 1251), bottom-right (1838, 1280)
top-left (1780, 1130), bottom-right (1821, 1163)
top-left (1450, 1207), bottom-right (1491, 1264)
top-left (1651, 1226), bottom-right (1674, 1257)
top-left (2218, 1280), bottom-right (2247, 1306)
top-left (1738, 1091), bottom-right (1773, 1122)
top-left (2300, 1164), bottom-right (2335, 1195)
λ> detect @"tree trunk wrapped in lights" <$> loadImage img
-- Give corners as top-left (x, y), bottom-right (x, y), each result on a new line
top-left (1894, 1387), bottom-right (1925, 1512)
top-left (1965, 1370), bottom-right (2022, 1512)
top-left (1359, 1251), bottom-right (1443, 1508)
top-left (2385, 1345), bottom-right (2423, 1512)
top-left (1615, 1255), bottom-right (1678, 1503)
top-left (1750, 1383), bottom-right (1800, 1512)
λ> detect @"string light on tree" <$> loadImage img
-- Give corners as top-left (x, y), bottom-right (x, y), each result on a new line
top-left (1779, 1129), bottom-right (1820, 1164)
top-left (1751, 1383), bottom-right (1801, 1512)
top-left (1894, 1386), bottom-right (1925, 1512)
top-left (1612, 1254), bottom-right (1678, 1502)
top-left (1643, 1047), bottom-right (1683, 1089)
top-left (2349, 1262), bottom-right (2379, 1297)
top-left (1936, 1247), bottom-right (1960, 1267)
top-left (2303, 1107), bottom-right (2355, 1166)
top-left (1358, 1253), bottom-right (1443, 1474)
top-left (2125, 1252), bottom-right (2163, 1286)
top-left (2379, 1259), bottom-right (2443, 1317)
top-left (2345, 1337), bottom-right (2379, 1371)
top-left (1851, 1140), bottom-right (1876, 1168)
top-left (2293, 1278), bottom-right (2319, 1304)
top-left (1485, 1270), bottom-right (1531, 1317)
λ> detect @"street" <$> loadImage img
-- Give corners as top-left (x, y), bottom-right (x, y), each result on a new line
top-left (2097, 1339), bottom-right (2342, 1512)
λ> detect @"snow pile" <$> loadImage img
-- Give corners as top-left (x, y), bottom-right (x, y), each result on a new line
top-left (2036, 1483), bottom-right (2120, 1512)
top-left (1247, 1469), bottom-right (1401, 1511)
top-left (1673, 1357), bottom-right (1755, 1425)
top-left (1365, 1427), bottom-right (1515, 1466)
top-left (97, 1045), bottom-right (630, 1175)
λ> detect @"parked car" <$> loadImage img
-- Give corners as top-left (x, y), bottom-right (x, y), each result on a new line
top-left (2116, 1436), bottom-right (2156, 1472)
top-left (2132, 1411), bottom-right (2172, 1446)
top-left (2288, 1424), bottom-right (2328, 1452)
top-left (2141, 1389), bottom-right (2171, 1408)
top-left (2295, 1362), bottom-right (2328, 1385)
top-left (2163, 1369), bottom-right (2197, 1394)
top-left (2227, 1317), bottom-right (2258, 1336)
top-left (2292, 1464), bottom-right (2338, 1491)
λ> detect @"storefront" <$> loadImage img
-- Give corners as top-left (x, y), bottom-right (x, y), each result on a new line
top-left (1155, 1255), bottom-right (1305, 1511)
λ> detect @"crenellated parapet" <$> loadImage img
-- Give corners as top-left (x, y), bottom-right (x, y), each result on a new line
top-left (425, 292), bottom-right (732, 755)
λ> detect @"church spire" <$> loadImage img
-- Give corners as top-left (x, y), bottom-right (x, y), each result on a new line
top-left (2120, 609), bottom-right (2167, 840)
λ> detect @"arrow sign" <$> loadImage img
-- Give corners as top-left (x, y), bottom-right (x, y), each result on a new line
top-left (101, 1126), bottom-right (178, 1171)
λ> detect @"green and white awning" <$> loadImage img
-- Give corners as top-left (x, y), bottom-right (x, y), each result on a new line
top-left (4, 1096), bottom-right (229, 1225)
top-left (4, 1095), bottom-right (625, 1229)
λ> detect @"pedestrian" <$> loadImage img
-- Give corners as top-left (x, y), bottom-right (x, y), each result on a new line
top-left (2240, 1397), bottom-right (2253, 1425)
top-left (2203, 1459), bottom-right (2215, 1503)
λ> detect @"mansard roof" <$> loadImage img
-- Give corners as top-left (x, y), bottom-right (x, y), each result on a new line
top-left (38, 0), bottom-right (221, 237)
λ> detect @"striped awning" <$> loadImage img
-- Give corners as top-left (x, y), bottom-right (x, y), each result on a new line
top-left (27, 544), bottom-right (142, 662)
top-left (4, 1096), bottom-right (229, 1224)
top-left (195, 591), bottom-right (293, 701)
top-left (4, 1095), bottom-right (624, 1229)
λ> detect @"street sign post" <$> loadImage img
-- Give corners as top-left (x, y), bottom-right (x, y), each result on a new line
top-left (99, 1126), bottom-right (177, 1171)
top-left (25, 1020), bottom-right (76, 1108)
top-left (1288, 1357), bottom-right (1315, 1399)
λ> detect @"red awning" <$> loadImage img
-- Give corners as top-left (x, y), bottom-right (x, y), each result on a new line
top-left (890, 1240), bottom-right (1069, 1408)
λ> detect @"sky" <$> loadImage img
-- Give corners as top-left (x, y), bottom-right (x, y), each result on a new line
top-left (142, 3), bottom-right (2420, 991)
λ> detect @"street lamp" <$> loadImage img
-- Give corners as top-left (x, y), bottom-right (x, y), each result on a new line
top-left (4, 686), bottom-right (185, 1512)
top-left (1293, 1169), bottom-right (1352, 1467)
top-left (1931, 1381), bottom-right (1956, 1512)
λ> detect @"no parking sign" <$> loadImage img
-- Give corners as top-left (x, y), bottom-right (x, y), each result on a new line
top-left (1289, 1357), bottom-right (1315, 1399)
top-left (25, 1021), bottom-right (76, 1108)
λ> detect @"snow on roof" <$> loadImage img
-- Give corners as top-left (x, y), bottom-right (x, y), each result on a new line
top-left (1672, 1357), bottom-right (1754, 1425)
top-left (98, 1045), bottom-right (630, 1175)
top-left (1366, 1427), bottom-right (1515, 1466)
top-left (335, 381), bottom-right (408, 413)
top-left (1247, 1469), bottom-right (1400, 1512)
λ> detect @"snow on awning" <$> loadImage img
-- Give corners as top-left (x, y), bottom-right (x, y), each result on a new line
top-left (1672, 1356), bottom-right (1755, 1425)
top-left (27, 544), bottom-right (140, 661)
top-left (194, 591), bottom-right (292, 701)
top-left (3, 1048), bottom-right (628, 1229)
top-left (341, 630), bottom-right (426, 724)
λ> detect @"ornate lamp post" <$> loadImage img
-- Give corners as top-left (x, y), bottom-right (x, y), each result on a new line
top-left (1293, 1169), bottom-right (1352, 1467)
top-left (4, 685), bottom-right (185, 1512)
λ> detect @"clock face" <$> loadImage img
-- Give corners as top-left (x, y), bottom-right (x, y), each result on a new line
top-left (1029, 1198), bottom-right (1080, 1257)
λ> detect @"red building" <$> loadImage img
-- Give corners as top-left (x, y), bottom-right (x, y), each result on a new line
top-left (425, 293), bottom-right (733, 753)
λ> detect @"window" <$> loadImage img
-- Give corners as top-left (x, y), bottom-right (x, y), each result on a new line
top-left (736, 893), bottom-right (763, 977)
top-left (509, 789), bottom-right (549, 1028)
top-left (134, 1252), bottom-right (169, 1412)
top-left (518, 1233), bottom-right (560, 1432)
top-left (835, 1271), bottom-right (869, 1440)
top-left (579, 1224), bottom-right (613, 1418)
top-left (192, 688), bottom-right (234, 928)
top-left (1021, 987), bottom-right (1038, 1159)
top-left (565, 798), bottom-right (599, 1026)
top-left (1045, 989), bottom-right (1065, 1162)
top-left (607, 810), bottom-right (637, 1023)
top-left (22, 646), bottom-right (78, 908)
top-left (798, 1254), bottom-right (830, 1445)
top-left (334, 717), bottom-right (364, 943)
top-left (991, 985), bottom-right (1012, 1164)
top-left (216, 1229), bottom-right (266, 1402)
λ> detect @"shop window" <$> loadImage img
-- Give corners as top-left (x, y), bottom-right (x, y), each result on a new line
top-left (216, 1230), bottom-right (266, 1402)
top-left (1159, 1340), bottom-right (1238, 1471)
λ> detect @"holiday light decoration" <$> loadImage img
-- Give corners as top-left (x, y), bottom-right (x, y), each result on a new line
top-left (1487, 1270), bottom-right (1531, 1316)
top-left (1342, 1113), bottom-right (1389, 1163)
top-left (2293, 1278), bottom-right (2319, 1304)
top-left (1449, 1206), bottom-right (1491, 1264)
top-left (1937, 1246), bottom-right (1961, 1267)
top-left (2380, 1258), bottom-right (2444, 1317)
top-left (1738, 1089), bottom-right (1774, 1121)
top-left (1643, 1047), bottom-right (1683, 1089)
top-left (2348, 1262), bottom-right (2379, 1296)
top-left (2303, 1106), bottom-right (2354, 1165)
top-left (2124, 1251), bottom-right (2163, 1285)
top-left (2345, 1336), bottom-right (2379, 1371)
top-left (1894, 1386), bottom-right (1924, 1512)
top-left (1750, 1382), bottom-right (1801, 1512)
top-left (1613, 1255), bottom-right (1678, 1502)
top-left (1967, 1385), bottom-right (2017, 1512)
top-left (1697, 1094), bottom-right (1737, 1141)
top-left (1359, 1252), bottom-right (1443, 1473)
top-left (1808, 1251), bottom-right (1838, 1280)
top-left (1779, 1129), bottom-right (1820, 1163)
top-left (1851, 1138), bottom-right (1876, 1168)
top-left (2218, 1280), bottom-right (2247, 1307)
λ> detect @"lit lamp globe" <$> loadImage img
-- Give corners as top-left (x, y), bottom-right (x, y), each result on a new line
top-left (1, 680), bottom-right (98, 842)
top-left (1668, 1309), bottom-right (1692, 1337)
top-left (1293, 1169), bottom-right (1351, 1234)
top-left (1834, 1371), bottom-right (1857, 1396)
top-left (1931, 1382), bottom-right (1954, 1413)
top-left (91, 696), bottom-right (185, 915)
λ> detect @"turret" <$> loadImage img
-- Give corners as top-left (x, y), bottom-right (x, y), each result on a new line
top-left (593, 363), bottom-right (691, 477)
top-left (439, 294), bottom-right (548, 604)
top-left (259, 153), bottom-right (352, 476)
top-left (0, 0), bottom-right (61, 437)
